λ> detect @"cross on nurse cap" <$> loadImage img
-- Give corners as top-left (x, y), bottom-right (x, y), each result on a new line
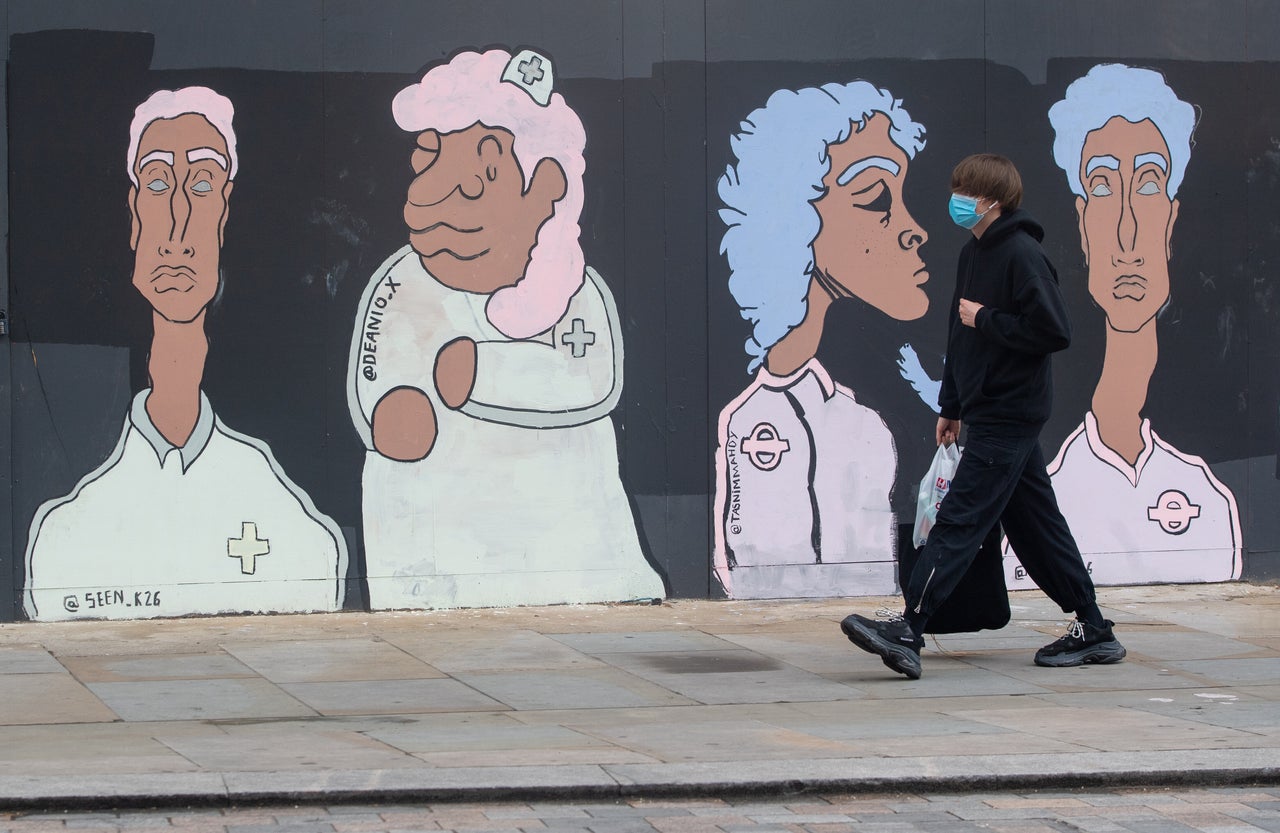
top-left (501, 49), bottom-right (554, 107)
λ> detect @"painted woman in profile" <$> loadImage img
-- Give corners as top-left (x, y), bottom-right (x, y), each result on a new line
top-left (713, 81), bottom-right (933, 599)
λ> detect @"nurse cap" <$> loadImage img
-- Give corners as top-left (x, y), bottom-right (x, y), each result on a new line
top-left (501, 49), bottom-right (554, 107)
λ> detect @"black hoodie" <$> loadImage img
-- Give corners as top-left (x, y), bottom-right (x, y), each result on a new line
top-left (938, 208), bottom-right (1071, 430)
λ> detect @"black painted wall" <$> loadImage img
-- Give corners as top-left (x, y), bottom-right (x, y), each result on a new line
top-left (2, 0), bottom-right (1278, 620)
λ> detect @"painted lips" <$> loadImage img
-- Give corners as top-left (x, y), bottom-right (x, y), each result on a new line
top-left (150, 268), bottom-right (197, 293)
top-left (1113, 274), bottom-right (1147, 301)
top-left (408, 220), bottom-right (490, 262)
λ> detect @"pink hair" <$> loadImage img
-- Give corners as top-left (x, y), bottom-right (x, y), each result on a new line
top-left (127, 87), bottom-right (237, 186)
top-left (392, 49), bottom-right (587, 340)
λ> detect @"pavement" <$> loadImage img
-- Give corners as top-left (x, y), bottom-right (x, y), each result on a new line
top-left (0, 583), bottom-right (1276, 810)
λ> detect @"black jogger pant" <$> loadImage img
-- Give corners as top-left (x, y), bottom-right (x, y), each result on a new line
top-left (904, 423), bottom-right (1097, 623)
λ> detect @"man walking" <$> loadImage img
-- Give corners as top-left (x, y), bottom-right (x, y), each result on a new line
top-left (841, 153), bottom-right (1126, 679)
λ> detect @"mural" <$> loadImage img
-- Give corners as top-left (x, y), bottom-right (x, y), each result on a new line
top-left (23, 87), bottom-right (349, 621)
top-left (4, 7), bottom-right (1277, 623)
top-left (1004, 63), bottom-right (1242, 587)
top-left (346, 49), bottom-right (665, 609)
top-left (712, 81), bottom-right (935, 599)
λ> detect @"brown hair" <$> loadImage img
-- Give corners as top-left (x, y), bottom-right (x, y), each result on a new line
top-left (950, 153), bottom-right (1023, 211)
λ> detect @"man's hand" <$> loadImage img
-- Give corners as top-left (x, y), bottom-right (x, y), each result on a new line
top-left (372, 387), bottom-right (437, 462)
top-left (434, 337), bottom-right (477, 409)
top-left (936, 417), bottom-right (961, 447)
top-left (958, 298), bottom-right (983, 328)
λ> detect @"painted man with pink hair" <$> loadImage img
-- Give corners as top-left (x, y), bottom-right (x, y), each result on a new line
top-left (347, 49), bottom-right (663, 610)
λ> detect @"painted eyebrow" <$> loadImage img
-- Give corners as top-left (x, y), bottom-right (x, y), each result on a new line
top-left (1134, 152), bottom-right (1168, 173)
top-left (187, 147), bottom-right (229, 170)
top-left (137, 150), bottom-right (175, 169)
top-left (1084, 155), bottom-right (1121, 177)
top-left (835, 155), bottom-right (900, 187)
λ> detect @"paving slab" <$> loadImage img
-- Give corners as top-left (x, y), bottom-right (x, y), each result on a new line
top-left (1034, 695), bottom-right (1280, 737)
top-left (599, 652), bottom-right (865, 705)
top-left (452, 669), bottom-right (696, 711)
top-left (1107, 629), bottom-right (1268, 662)
top-left (955, 651), bottom-right (1215, 692)
top-left (948, 705), bottom-right (1269, 752)
top-left (86, 678), bottom-right (316, 722)
top-left (0, 649), bottom-right (66, 675)
top-left (154, 725), bottom-right (424, 771)
top-left (712, 634), bottom-right (886, 675)
top-left (360, 716), bottom-right (654, 767)
top-left (507, 703), bottom-right (833, 732)
top-left (386, 630), bottom-right (606, 673)
top-left (551, 633), bottom-right (744, 655)
top-left (764, 711), bottom-right (1014, 741)
top-left (0, 672), bottom-right (120, 725)
top-left (61, 652), bottom-right (259, 682)
top-left (223, 639), bottom-right (445, 683)
top-left (577, 719), bottom-right (864, 763)
top-left (826, 658), bottom-right (1053, 698)
top-left (1166, 657), bottom-right (1280, 685)
top-left (0, 722), bottom-right (215, 776)
top-left (279, 678), bottom-right (508, 716)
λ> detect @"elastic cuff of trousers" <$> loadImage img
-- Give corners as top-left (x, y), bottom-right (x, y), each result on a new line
top-left (1075, 601), bottom-right (1105, 629)
top-left (1056, 594), bottom-right (1097, 615)
top-left (904, 608), bottom-right (929, 634)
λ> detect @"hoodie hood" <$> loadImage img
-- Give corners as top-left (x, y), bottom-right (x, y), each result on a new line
top-left (976, 207), bottom-right (1044, 248)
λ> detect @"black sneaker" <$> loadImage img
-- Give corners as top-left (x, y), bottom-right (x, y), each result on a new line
top-left (1034, 619), bottom-right (1127, 667)
top-left (840, 613), bottom-right (924, 680)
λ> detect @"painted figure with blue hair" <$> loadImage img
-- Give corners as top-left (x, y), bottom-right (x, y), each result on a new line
top-left (712, 80), bottom-right (932, 599)
top-left (1003, 63), bottom-right (1241, 590)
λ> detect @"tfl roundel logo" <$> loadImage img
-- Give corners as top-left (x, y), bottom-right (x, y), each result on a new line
top-left (741, 422), bottom-right (791, 471)
top-left (1147, 489), bottom-right (1202, 535)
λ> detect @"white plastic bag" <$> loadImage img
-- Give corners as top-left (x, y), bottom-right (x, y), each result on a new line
top-left (913, 442), bottom-right (962, 548)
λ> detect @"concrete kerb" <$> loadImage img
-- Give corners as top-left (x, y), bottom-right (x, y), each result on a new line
top-left (1, 755), bottom-right (1277, 812)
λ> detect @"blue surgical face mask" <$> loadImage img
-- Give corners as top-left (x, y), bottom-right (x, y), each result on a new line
top-left (948, 194), bottom-right (989, 229)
